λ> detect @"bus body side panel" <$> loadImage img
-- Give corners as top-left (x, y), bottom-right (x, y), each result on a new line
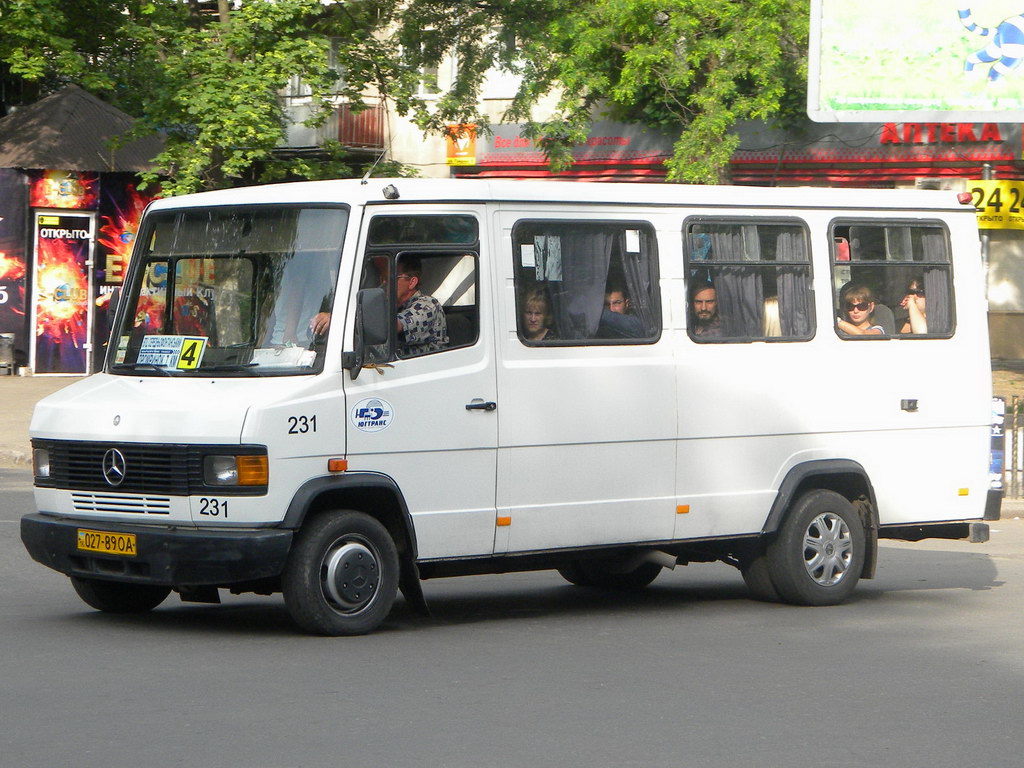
top-left (341, 204), bottom-right (499, 562)
top-left (672, 207), bottom-right (990, 539)
top-left (492, 207), bottom-right (679, 555)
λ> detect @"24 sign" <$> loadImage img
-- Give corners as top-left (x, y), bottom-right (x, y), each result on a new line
top-left (967, 180), bottom-right (1024, 231)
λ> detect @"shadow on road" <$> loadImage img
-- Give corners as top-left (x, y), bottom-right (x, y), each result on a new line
top-left (42, 543), bottom-right (1002, 636)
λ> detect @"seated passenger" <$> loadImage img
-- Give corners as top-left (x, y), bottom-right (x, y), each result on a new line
top-left (836, 283), bottom-right (885, 336)
top-left (598, 286), bottom-right (646, 338)
top-left (521, 288), bottom-right (558, 341)
top-left (396, 255), bottom-right (449, 357)
top-left (899, 277), bottom-right (928, 334)
top-left (690, 284), bottom-right (721, 338)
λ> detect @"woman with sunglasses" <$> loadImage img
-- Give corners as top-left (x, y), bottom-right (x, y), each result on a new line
top-left (899, 277), bottom-right (928, 334)
top-left (837, 283), bottom-right (885, 336)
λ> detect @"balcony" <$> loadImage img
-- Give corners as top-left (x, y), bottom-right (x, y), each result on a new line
top-left (281, 101), bottom-right (385, 154)
top-left (337, 103), bottom-right (384, 151)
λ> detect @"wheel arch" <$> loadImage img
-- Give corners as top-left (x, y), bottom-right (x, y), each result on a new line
top-left (763, 459), bottom-right (879, 579)
top-left (281, 472), bottom-right (428, 614)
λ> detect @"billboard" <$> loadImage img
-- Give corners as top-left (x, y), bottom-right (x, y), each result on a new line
top-left (0, 168), bottom-right (27, 335)
top-left (29, 169), bottom-right (100, 209)
top-left (33, 213), bottom-right (93, 374)
top-left (809, 1), bottom-right (1024, 122)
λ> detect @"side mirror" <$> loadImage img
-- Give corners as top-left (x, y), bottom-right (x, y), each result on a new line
top-left (345, 287), bottom-right (390, 379)
top-left (359, 287), bottom-right (389, 346)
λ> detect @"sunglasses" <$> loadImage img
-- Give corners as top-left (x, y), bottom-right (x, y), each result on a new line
top-left (906, 288), bottom-right (925, 297)
top-left (845, 301), bottom-right (871, 312)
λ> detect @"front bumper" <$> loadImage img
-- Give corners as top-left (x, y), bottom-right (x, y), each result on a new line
top-left (21, 514), bottom-right (293, 587)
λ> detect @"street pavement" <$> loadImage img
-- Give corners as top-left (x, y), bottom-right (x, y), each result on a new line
top-left (0, 374), bottom-right (82, 467)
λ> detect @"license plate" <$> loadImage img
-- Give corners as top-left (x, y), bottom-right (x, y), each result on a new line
top-left (76, 529), bottom-right (137, 557)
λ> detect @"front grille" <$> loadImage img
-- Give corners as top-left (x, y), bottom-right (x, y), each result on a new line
top-left (72, 492), bottom-right (172, 515)
top-left (45, 442), bottom-right (190, 494)
top-left (34, 440), bottom-right (267, 496)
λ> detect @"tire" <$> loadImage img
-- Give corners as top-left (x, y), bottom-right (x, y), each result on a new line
top-left (282, 510), bottom-right (399, 636)
top-left (766, 489), bottom-right (865, 606)
top-left (556, 561), bottom-right (592, 586)
top-left (558, 557), bottom-right (662, 590)
top-left (740, 551), bottom-right (780, 602)
top-left (71, 577), bottom-right (171, 614)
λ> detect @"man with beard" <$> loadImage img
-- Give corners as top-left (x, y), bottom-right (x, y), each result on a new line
top-left (690, 284), bottom-right (722, 338)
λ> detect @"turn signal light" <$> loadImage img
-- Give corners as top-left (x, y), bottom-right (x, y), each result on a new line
top-left (236, 455), bottom-right (269, 486)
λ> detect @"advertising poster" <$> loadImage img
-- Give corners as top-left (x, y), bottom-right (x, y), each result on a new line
top-left (29, 170), bottom-right (100, 210)
top-left (0, 168), bottom-right (27, 336)
top-left (446, 124), bottom-right (477, 166)
top-left (33, 213), bottom-right (93, 374)
top-left (94, 179), bottom-right (159, 366)
top-left (809, 0), bottom-right (1024, 121)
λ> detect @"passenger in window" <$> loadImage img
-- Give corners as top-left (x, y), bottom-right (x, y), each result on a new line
top-left (521, 287), bottom-right (558, 341)
top-left (690, 284), bottom-right (722, 338)
top-left (396, 255), bottom-right (449, 357)
top-left (763, 295), bottom-right (782, 337)
top-left (837, 283), bottom-right (885, 336)
top-left (598, 286), bottom-right (646, 338)
top-left (899, 277), bottom-right (928, 334)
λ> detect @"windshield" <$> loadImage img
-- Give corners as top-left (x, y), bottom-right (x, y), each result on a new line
top-left (108, 205), bottom-right (348, 377)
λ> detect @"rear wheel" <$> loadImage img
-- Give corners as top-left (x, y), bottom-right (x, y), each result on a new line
top-left (71, 577), bottom-right (171, 614)
top-left (557, 558), bottom-right (662, 590)
top-left (766, 489), bottom-right (865, 606)
top-left (282, 510), bottom-right (399, 636)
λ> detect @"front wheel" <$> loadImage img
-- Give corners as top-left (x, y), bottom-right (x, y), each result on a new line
top-left (282, 510), bottom-right (399, 636)
top-left (71, 577), bottom-right (171, 614)
top-left (766, 489), bottom-right (865, 606)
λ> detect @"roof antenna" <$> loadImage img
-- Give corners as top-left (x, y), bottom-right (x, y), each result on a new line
top-left (361, 149), bottom-right (386, 185)
top-left (361, 99), bottom-right (396, 184)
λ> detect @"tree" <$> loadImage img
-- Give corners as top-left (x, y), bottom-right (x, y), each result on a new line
top-left (0, 0), bottom-right (809, 191)
top-left (1, 1), bottom-right (386, 193)
top-left (394, 0), bottom-right (809, 183)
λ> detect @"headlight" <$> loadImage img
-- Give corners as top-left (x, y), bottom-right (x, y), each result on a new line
top-left (203, 455), bottom-right (268, 486)
top-left (33, 448), bottom-right (51, 479)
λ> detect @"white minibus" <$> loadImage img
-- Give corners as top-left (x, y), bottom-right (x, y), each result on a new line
top-left (21, 179), bottom-right (997, 635)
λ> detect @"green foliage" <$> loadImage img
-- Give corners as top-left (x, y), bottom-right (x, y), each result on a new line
top-left (510, 0), bottom-right (810, 182)
top-left (1, 0), bottom-right (810, 190)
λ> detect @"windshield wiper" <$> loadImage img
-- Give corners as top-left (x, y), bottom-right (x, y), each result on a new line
top-left (196, 363), bottom-right (263, 374)
top-left (111, 363), bottom-right (179, 377)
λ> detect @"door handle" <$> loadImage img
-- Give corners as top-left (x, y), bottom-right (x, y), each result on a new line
top-left (466, 400), bottom-right (497, 412)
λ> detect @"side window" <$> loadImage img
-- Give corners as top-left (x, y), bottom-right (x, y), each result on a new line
top-left (683, 219), bottom-right (814, 342)
top-left (831, 222), bottom-right (953, 339)
top-left (511, 220), bottom-right (660, 345)
top-left (360, 214), bottom-right (479, 361)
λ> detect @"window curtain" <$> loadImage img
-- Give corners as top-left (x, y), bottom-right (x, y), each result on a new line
top-left (921, 229), bottom-right (951, 334)
top-left (774, 230), bottom-right (812, 337)
top-left (545, 229), bottom-right (614, 338)
top-left (620, 232), bottom-right (656, 335)
top-left (705, 227), bottom-right (761, 337)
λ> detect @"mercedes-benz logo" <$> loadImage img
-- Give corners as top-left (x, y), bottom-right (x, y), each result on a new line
top-left (102, 448), bottom-right (127, 487)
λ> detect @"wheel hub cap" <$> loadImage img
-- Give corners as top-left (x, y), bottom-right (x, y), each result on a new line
top-left (323, 540), bottom-right (379, 612)
top-left (802, 512), bottom-right (852, 587)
